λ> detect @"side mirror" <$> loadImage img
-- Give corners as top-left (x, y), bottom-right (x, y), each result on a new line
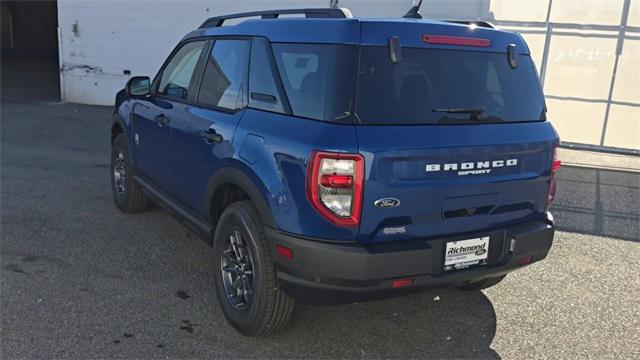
top-left (388, 36), bottom-right (402, 64)
top-left (126, 76), bottom-right (151, 96)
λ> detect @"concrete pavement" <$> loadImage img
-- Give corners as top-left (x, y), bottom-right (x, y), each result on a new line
top-left (1, 102), bottom-right (639, 359)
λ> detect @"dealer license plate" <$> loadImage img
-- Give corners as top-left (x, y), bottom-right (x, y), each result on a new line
top-left (444, 236), bottom-right (490, 271)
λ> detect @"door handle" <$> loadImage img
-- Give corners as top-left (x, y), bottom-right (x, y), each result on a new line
top-left (154, 114), bottom-right (170, 125)
top-left (200, 129), bottom-right (223, 144)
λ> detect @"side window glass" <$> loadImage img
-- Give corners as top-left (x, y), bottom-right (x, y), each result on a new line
top-left (197, 39), bottom-right (250, 110)
top-left (271, 43), bottom-right (356, 122)
top-left (158, 41), bottom-right (205, 100)
top-left (273, 44), bottom-right (324, 120)
top-left (249, 38), bottom-right (285, 113)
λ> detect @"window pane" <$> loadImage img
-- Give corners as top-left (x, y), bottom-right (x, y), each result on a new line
top-left (249, 38), bottom-right (284, 114)
top-left (355, 47), bottom-right (546, 124)
top-left (629, 0), bottom-right (640, 27)
top-left (197, 40), bottom-right (250, 110)
top-left (158, 41), bottom-right (205, 100)
top-left (603, 105), bottom-right (640, 149)
top-left (544, 34), bottom-right (617, 99)
top-left (272, 43), bottom-right (357, 122)
top-left (550, 0), bottom-right (624, 26)
top-left (490, 0), bottom-right (550, 22)
top-left (612, 39), bottom-right (640, 104)
top-left (547, 98), bottom-right (606, 145)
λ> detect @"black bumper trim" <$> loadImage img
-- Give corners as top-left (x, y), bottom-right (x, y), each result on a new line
top-left (267, 219), bottom-right (554, 304)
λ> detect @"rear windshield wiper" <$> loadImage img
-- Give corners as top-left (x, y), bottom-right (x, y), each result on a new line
top-left (433, 107), bottom-right (486, 114)
top-left (433, 107), bottom-right (490, 122)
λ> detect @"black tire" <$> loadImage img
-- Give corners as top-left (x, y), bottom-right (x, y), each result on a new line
top-left (111, 133), bottom-right (149, 213)
top-left (213, 200), bottom-right (295, 336)
top-left (457, 275), bottom-right (506, 291)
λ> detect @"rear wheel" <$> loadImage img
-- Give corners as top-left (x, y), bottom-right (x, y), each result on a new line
top-left (457, 275), bottom-right (506, 291)
top-left (111, 134), bottom-right (148, 213)
top-left (213, 201), bottom-right (295, 335)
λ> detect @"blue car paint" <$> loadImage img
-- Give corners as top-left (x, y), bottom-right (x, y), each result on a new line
top-left (114, 17), bottom-right (559, 244)
top-left (130, 99), bottom-right (179, 194)
top-left (355, 122), bottom-right (558, 243)
top-left (169, 105), bottom-right (242, 214)
top-left (230, 109), bottom-right (359, 240)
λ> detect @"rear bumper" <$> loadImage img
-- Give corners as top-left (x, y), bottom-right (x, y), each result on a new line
top-left (267, 216), bottom-right (554, 304)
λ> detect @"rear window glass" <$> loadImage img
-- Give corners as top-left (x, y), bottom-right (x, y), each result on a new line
top-left (355, 47), bottom-right (546, 124)
top-left (272, 43), bottom-right (357, 122)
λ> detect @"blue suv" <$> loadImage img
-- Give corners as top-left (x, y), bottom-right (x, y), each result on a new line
top-left (111, 7), bottom-right (560, 335)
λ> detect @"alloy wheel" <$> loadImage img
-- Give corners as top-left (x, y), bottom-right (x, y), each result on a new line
top-left (220, 229), bottom-right (254, 310)
top-left (113, 151), bottom-right (126, 196)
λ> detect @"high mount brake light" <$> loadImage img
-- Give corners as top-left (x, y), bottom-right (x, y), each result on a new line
top-left (307, 151), bottom-right (364, 227)
top-left (422, 35), bottom-right (492, 47)
top-left (547, 146), bottom-right (561, 206)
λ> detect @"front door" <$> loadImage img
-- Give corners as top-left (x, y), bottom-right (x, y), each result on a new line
top-left (130, 40), bottom-right (206, 193)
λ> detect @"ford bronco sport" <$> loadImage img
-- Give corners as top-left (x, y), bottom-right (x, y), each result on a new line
top-left (111, 7), bottom-right (560, 335)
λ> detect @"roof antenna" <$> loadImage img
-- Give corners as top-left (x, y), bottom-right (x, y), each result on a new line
top-left (403, 0), bottom-right (423, 19)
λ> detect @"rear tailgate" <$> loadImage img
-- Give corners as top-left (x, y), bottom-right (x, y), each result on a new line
top-left (356, 122), bottom-right (557, 243)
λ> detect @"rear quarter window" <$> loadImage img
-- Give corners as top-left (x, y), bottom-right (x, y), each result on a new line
top-left (271, 43), bottom-right (357, 122)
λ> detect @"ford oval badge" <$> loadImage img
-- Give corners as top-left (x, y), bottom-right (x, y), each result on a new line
top-left (374, 198), bottom-right (400, 208)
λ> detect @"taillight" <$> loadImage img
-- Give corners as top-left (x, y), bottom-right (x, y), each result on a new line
top-left (546, 146), bottom-right (561, 206)
top-left (307, 151), bottom-right (364, 227)
top-left (422, 35), bottom-right (491, 47)
top-left (391, 278), bottom-right (414, 288)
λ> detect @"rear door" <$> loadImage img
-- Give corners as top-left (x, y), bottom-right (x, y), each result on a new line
top-left (169, 38), bottom-right (251, 215)
top-left (354, 46), bottom-right (558, 243)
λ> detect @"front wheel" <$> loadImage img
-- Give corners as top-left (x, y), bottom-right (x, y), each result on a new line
top-left (213, 201), bottom-right (295, 335)
top-left (111, 134), bottom-right (148, 213)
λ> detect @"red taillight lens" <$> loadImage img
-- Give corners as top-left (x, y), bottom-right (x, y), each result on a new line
top-left (551, 147), bottom-right (561, 173)
top-left (276, 245), bottom-right (293, 259)
top-left (422, 35), bottom-right (491, 47)
top-left (516, 255), bottom-right (533, 265)
top-left (391, 278), bottom-right (414, 288)
top-left (307, 151), bottom-right (364, 227)
top-left (320, 174), bottom-right (354, 188)
top-left (546, 147), bottom-right (561, 206)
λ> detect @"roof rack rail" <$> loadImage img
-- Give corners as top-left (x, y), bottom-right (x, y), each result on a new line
top-left (199, 8), bottom-right (352, 29)
top-left (445, 20), bottom-right (495, 29)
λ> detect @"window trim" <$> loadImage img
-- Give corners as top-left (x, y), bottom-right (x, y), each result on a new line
top-left (191, 36), bottom-right (253, 115)
top-left (151, 38), bottom-right (208, 105)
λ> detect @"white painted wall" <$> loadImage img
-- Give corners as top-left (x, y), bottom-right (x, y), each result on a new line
top-left (57, 0), bottom-right (487, 105)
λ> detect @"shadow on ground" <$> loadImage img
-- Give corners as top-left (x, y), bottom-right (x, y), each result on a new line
top-left (265, 289), bottom-right (499, 359)
top-left (552, 165), bottom-right (639, 242)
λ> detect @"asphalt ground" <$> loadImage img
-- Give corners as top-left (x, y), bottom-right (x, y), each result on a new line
top-left (1, 102), bottom-right (639, 359)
